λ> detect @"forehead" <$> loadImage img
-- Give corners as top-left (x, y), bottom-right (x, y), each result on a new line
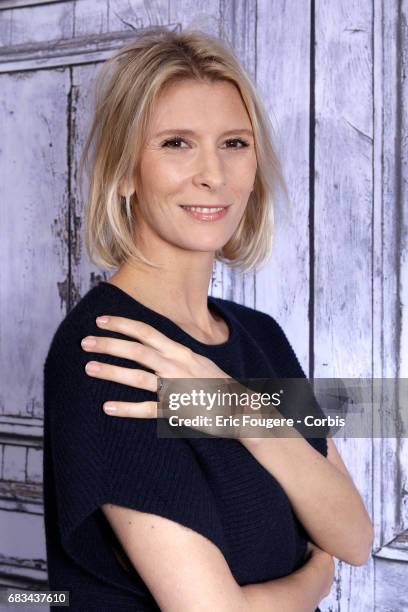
top-left (148, 79), bottom-right (252, 132)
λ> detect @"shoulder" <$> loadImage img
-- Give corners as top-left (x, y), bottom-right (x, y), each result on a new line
top-left (44, 285), bottom-right (96, 371)
top-left (44, 282), bottom-right (143, 370)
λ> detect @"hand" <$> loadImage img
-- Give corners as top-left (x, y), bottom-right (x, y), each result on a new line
top-left (304, 542), bottom-right (335, 599)
top-left (81, 315), bottom-right (238, 436)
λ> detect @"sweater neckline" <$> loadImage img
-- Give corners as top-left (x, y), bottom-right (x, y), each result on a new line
top-left (97, 281), bottom-right (239, 350)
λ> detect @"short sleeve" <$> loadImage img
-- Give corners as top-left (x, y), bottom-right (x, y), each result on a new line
top-left (262, 313), bottom-right (328, 458)
top-left (43, 311), bottom-right (226, 597)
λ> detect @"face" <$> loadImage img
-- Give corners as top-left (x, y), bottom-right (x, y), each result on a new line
top-left (130, 79), bottom-right (257, 257)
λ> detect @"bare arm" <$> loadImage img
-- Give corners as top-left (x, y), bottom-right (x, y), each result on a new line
top-left (102, 504), bottom-right (333, 612)
top-left (242, 542), bottom-right (334, 612)
top-left (240, 432), bottom-right (374, 565)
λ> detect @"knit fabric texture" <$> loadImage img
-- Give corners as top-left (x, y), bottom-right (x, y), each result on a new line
top-left (43, 281), bottom-right (327, 611)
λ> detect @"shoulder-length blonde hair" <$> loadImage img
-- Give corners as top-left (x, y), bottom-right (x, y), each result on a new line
top-left (80, 26), bottom-right (289, 274)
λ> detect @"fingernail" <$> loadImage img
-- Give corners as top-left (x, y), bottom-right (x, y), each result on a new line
top-left (85, 361), bottom-right (100, 374)
top-left (104, 404), bottom-right (117, 412)
top-left (82, 337), bottom-right (96, 347)
top-left (96, 316), bottom-right (109, 324)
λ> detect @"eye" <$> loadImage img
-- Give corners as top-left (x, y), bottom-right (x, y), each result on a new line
top-left (224, 138), bottom-right (250, 149)
top-left (162, 137), bottom-right (189, 149)
top-left (161, 136), bottom-right (251, 150)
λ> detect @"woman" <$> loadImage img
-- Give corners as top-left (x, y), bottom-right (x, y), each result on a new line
top-left (43, 27), bottom-right (374, 611)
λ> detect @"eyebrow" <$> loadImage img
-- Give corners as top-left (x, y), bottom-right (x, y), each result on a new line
top-left (154, 128), bottom-right (254, 138)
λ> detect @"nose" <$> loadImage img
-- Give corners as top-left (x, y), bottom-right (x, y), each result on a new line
top-left (192, 145), bottom-right (226, 190)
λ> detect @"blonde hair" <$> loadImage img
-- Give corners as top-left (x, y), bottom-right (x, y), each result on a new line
top-left (80, 26), bottom-right (290, 273)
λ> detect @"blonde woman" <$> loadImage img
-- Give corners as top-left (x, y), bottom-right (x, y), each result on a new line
top-left (43, 27), bottom-right (373, 612)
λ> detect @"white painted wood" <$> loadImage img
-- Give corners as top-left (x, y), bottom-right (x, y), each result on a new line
top-left (0, 0), bottom-right (64, 9)
top-left (0, 27), bottom-right (177, 73)
top-left (375, 554), bottom-right (408, 611)
top-left (255, 0), bottom-right (311, 372)
top-left (70, 63), bottom-right (108, 301)
top-left (0, 509), bottom-right (45, 558)
top-left (0, 69), bottom-right (70, 418)
top-left (72, 0), bottom-right (109, 38)
top-left (372, 0), bottom-right (406, 567)
top-left (371, 1), bottom-right (408, 607)
top-left (374, 530), bottom-right (408, 562)
top-left (314, 1), bottom-right (375, 610)
top-left (0, 481), bottom-right (42, 514)
top-left (2, 446), bottom-right (26, 482)
top-left (0, 416), bottom-right (43, 446)
top-left (108, 0), bottom-right (169, 34)
top-left (0, 1), bottom-right (73, 46)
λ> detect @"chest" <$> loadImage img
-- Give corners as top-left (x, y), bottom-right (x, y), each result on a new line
top-left (189, 437), bottom-right (306, 584)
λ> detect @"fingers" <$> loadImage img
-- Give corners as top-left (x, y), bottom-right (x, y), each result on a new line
top-left (95, 315), bottom-right (185, 355)
top-left (85, 361), bottom-right (158, 392)
top-left (82, 335), bottom-right (164, 372)
top-left (103, 401), bottom-right (158, 418)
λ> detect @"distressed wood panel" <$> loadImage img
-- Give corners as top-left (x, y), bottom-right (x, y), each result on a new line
top-left (0, 416), bottom-right (44, 448)
top-left (72, 0), bottom-right (109, 38)
top-left (0, 1), bottom-right (73, 46)
top-left (0, 69), bottom-right (70, 418)
top-left (0, 28), bottom-right (180, 73)
top-left (2, 446), bottom-right (26, 482)
top-left (26, 447), bottom-right (42, 483)
top-left (108, 0), bottom-right (169, 33)
top-left (0, 0), bottom-right (65, 8)
top-left (375, 554), bottom-right (408, 611)
top-left (314, 2), bottom-right (375, 610)
top-left (396, 0), bottom-right (408, 536)
top-left (0, 481), bottom-right (43, 514)
top-left (0, 509), bottom-right (45, 562)
top-left (255, 0), bottom-right (311, 373)
top-left (372, 0), bottom-right (407, 557)
top-left (70, 63), bottom-right (108, 304)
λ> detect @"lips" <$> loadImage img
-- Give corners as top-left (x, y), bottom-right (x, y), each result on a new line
top-left (180, 205), bottom-right (230, 222)
top-left (180, 205), bottom-right (230, 211)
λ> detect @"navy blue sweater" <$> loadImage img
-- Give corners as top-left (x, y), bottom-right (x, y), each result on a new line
top-left (43, 281), bottom-right (327, 611)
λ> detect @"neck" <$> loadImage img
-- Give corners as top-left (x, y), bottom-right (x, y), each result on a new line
top-left (106, 255), bottom-right (219, 337)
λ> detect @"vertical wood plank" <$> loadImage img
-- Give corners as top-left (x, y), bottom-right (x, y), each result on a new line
top-left (26, 447), bottom-right (42, 483)
top-left (0, 69), bottom-right (70, 417)
top-left (372, 4), bottom-right (408, 597)
top-left (70, 63), bottom-right (108, 304)
top-left (255, 0), bottom-right (312, 372)
top-left (372, 0), bottom-right (401, 555)
top-left (2, 445), bottom-right (26, 482)
top-left (314, 1), bottom-right (374, 610)
top-left (397, 0), bottom-right (408, 532)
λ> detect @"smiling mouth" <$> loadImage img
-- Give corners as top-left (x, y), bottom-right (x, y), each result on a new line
top-left (180, 205), bottom-right (230, 212)
top-left (179, 205), bottom-right (230, 221)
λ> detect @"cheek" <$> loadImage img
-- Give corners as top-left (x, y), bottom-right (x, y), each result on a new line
top-left (227, 155), bottom-right (257, 190)
top-left (229, 169), bottom-right (257, 200)
top-left (141, 156), bottom-right (188, 196)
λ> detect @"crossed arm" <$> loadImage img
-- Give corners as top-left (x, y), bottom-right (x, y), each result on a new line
top-left (240, 435), bottom-right (374, 566)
